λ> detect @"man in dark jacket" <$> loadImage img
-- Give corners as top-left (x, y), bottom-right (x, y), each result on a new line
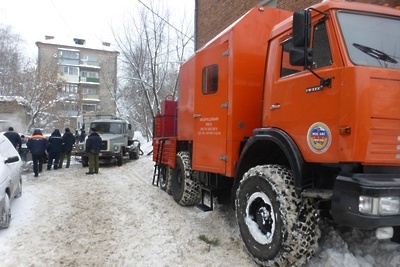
top-left (85, 127), bottom-right (102, 175)
top-left (78, 129), bottom-right (86, 143)
top-left (4, 127), bottom-right (22, 149)
top-left (59, 128), bottom-right (75, 168)
top-left (27, 129), bottom-right (48, 177)
top-left (47, 129), bottom-right (63, 170)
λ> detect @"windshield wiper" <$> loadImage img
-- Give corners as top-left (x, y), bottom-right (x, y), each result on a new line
top-left (353, 43), bottom-right (398, 64)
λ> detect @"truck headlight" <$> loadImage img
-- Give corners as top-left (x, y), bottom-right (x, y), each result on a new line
top-left (113, 145), bottom-right (120, 152)
top-left (78, 144), bottom-right (84, 150)
top-left (359, 196), bottom-right (400, 215)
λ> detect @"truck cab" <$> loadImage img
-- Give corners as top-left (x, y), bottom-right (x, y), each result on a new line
top-left (76, 119), bottom-right (140, 166)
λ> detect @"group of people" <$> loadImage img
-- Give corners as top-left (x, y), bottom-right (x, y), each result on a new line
top-left (4, 126), bottom-right (102, 177)
top-left (25, 128), bottom-right (76, 177)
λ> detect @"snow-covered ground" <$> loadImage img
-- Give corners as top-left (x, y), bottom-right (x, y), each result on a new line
top-left (0, 143), bottom-right (399, 266)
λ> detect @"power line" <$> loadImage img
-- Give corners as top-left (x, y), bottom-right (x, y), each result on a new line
top-left (137, 0), bottom-right (194, 41)
top-left (49, 0), bottom-right (73, 36)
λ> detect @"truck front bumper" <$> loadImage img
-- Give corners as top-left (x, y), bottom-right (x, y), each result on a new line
top-left (76, 151), bottom-right (119, 158)
top-left (331, 173), bottom-right (400, 229)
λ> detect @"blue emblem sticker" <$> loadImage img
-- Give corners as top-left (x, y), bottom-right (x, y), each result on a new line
top-left (307, 122), bottom-right (331, 154)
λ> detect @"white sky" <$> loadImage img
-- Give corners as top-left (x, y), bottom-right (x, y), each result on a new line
top-left (0, 0), bottom-right (194, 59)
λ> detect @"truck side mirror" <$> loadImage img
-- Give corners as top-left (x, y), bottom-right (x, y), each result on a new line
top-left (291, 9), bottom-right (313, 67)
top-left (290, 47), bottom-right (313, 66)
top-left (292, 10), bottom-right (311, 47)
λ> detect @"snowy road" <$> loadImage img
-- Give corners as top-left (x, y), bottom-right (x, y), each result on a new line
top-left (0, 150), bottom-right (399, 266)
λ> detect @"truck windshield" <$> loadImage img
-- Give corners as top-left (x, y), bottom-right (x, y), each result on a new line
top-left (337, 11), bottom-right (400, 70)
top-left (91, 122), bottom-right (122, 134)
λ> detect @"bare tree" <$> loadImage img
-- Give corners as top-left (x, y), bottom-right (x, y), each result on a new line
top-left (114, 0), bottom-right (194, 140)
top-left (0, 26), bottom-right (25, 96)
top-left (20, 59), bottom-right (68, 133)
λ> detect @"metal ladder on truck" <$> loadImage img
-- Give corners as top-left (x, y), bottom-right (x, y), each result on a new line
top-left (196, 173), bottom-right (217, 212)
top-left (152, 138), bottom-right (168, 186)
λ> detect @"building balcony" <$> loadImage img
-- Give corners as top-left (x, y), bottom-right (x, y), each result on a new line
top-left (80, 77), bottom-right (100, 84)
top-left (59, 74), bottom-right (79, 83)
top-left (82, 95), bottom-right (100, 101)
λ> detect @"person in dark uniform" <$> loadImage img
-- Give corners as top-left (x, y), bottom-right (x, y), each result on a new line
top-left (27, 129), bottom-right (48, 177)
top-left (4, 127), bottom-right (22, 149)
top-left (47, 129), bottom-right (63, 170)
top-left (59, 128), bottom-right (75, 168)
top-left (78, 129), bottom-right (86, 143)
top-left (74, 129), bottom-right (80, 143)
top-left (85, 127), bottom-right (102, 175)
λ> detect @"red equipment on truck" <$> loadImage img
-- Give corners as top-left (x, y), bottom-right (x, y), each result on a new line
top-left (153, 0), bottom-right (400, 266)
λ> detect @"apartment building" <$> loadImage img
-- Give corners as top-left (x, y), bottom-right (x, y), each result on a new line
top-left (36, 37), bottom-right (119, 131)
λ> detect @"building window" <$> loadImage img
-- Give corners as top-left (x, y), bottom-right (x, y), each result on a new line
top-left (59, 50), bottom-right (80, 65)
top-left (202, 64), bottom-right (218, 94)
top-left (82, 54), bottom-right (97, 62)
top-left (81, 71), bottom-right (99, 78)
top-left (63, 84), bottom-right (78, 94)
top-left (59, 50), bottom-right (79, 60)
top-left (70, 103), bottom-right (77, 111)
top-left (61, 101), bottom-right (77, 111)
top-left (82, 104), bottom-right (96, 113)
top-left (62, 66), bottom-right (79, 76)
top-left (82, 88), bottom-right (97, 95)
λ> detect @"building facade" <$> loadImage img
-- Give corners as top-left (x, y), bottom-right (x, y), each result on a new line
top-left (194, 0), bottom-right (400, 50)
top-left (0, 96), bottom-right (30, 133)
top-left (36, 37), bottom-right (119, 131)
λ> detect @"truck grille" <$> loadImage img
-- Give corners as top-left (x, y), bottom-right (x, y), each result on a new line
top-left (101, 140), bottom-right (108, 151)
top-left (367, 118), bottom-right (400, 163)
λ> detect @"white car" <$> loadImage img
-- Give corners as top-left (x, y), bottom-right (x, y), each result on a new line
top-left (0, 133), bottom-right (23, 228)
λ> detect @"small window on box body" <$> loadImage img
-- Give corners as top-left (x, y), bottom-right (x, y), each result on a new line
top-left (202, 64), bottom-right (218, 94)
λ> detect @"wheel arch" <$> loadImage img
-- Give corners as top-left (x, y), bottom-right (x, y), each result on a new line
top-left (234, 128), bottom-right (309, 195)
top-left (5, 187), bottom-right (11, 199)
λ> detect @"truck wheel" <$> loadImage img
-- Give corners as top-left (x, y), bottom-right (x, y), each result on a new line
top-left (160, 165), bottom-right (172, 195)
top-left (129, 151), bottom-right (139, 160)
top-left (0, 194), bottom-right (11, 229)
top-left (82, 156), bottom-right (89, 167)
top-left (171, 151), bottom-right (200, 206)
top-left (235, 165), bottom-right (320, 267)
top-left (117, 153), bottom-right (123, 166)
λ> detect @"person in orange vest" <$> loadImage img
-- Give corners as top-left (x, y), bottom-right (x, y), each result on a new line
top-left (27, 129), bottom-right (48, 177)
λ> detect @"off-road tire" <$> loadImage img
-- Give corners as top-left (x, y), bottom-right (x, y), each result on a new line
top-left (171, 151), bottom-right (201, 206)
top-left (235, 164), bottom-right (320, 267)
top-left (160, 165), bottom-right (172, 195)
top-left (0, 193), bottom-right (11, 229)
top-left (117, 152), bottom-right (123, 166)
top-left (129, 151), bottom-right (139, 160)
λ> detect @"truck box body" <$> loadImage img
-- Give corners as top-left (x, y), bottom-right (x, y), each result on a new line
top-left (177, 7), bottom-right (291, 176)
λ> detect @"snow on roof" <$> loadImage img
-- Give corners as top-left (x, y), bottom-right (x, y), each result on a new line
top-left (37, 36), bottom-right (119, 53)
top-left (0, 96), bottom-right (29, 106)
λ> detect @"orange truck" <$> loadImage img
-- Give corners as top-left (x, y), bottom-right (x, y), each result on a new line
top-left (152, 0), bottom-right (400, 266)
